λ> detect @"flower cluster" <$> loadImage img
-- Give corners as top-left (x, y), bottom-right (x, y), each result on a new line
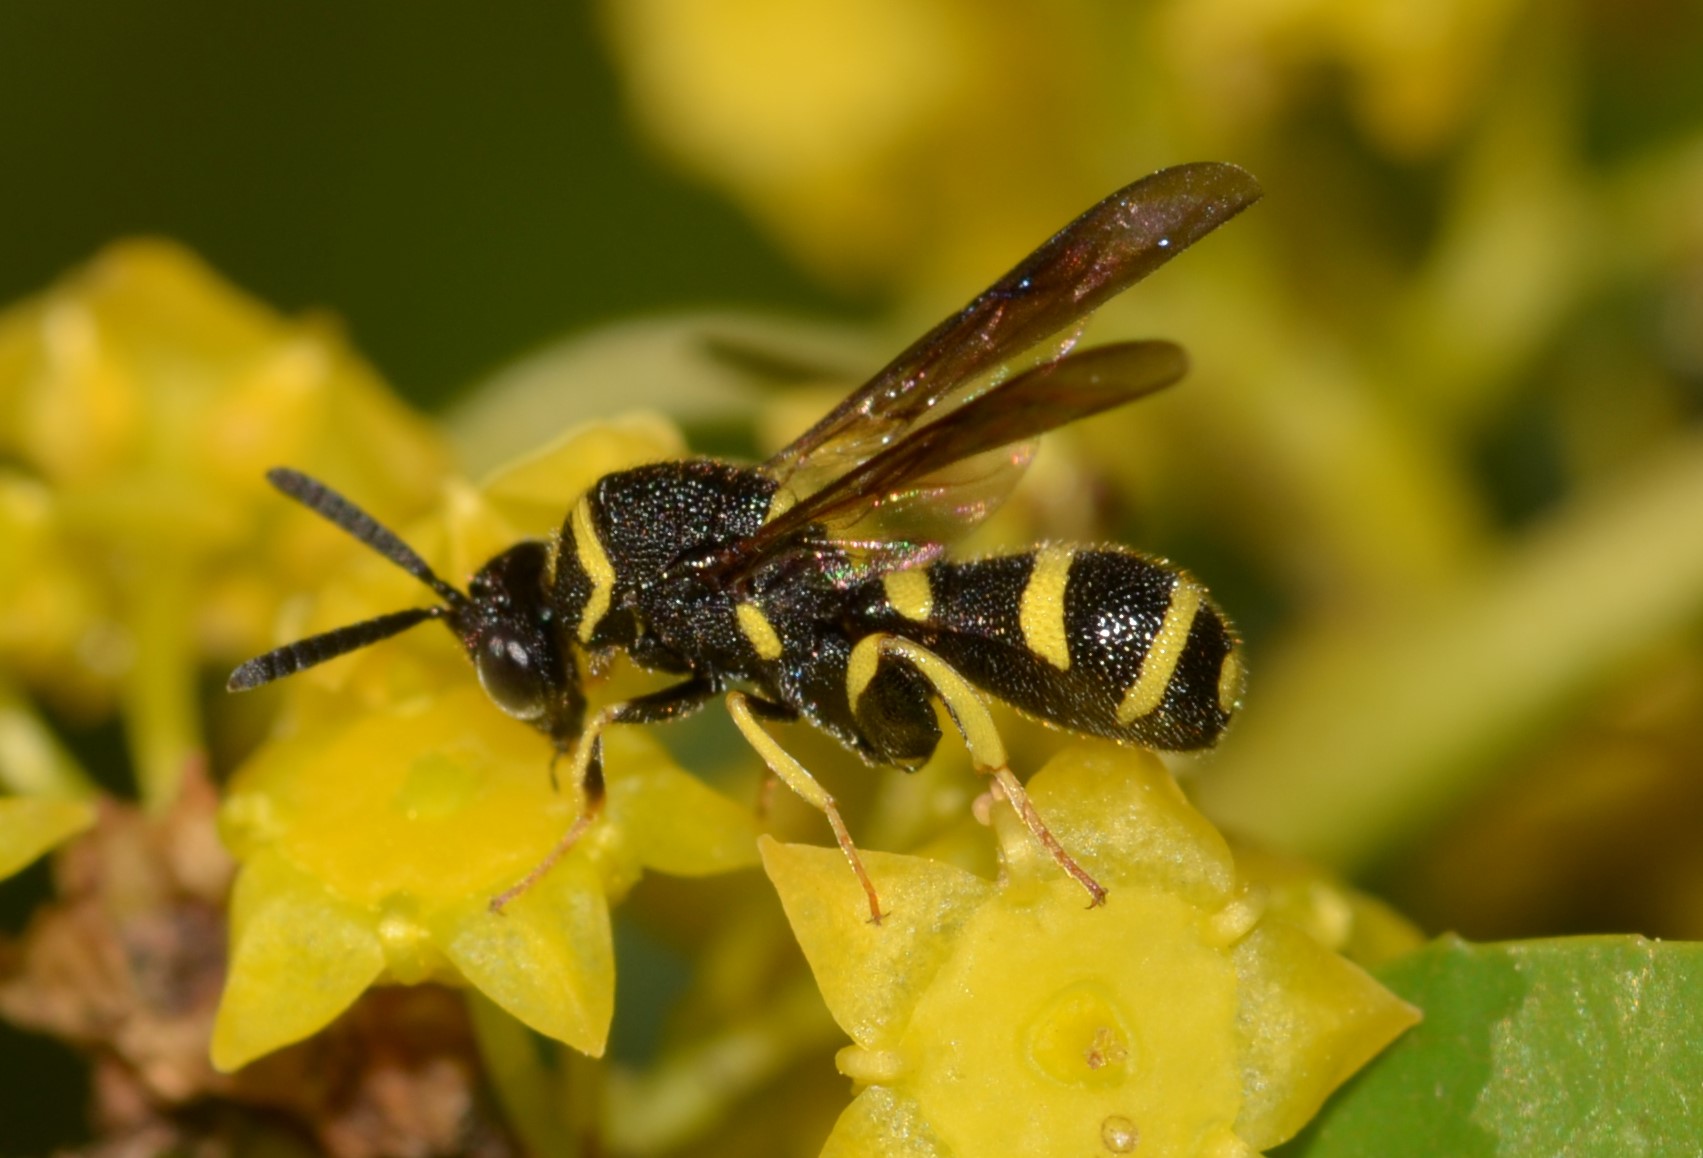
top-left (0, 240), bottom-right (447, 809)
top-left (766, 745), bottom-right (1418, 1155)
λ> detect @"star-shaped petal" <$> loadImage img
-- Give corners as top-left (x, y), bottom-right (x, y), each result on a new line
top-left (214, 686), bottom-right (758, 1071)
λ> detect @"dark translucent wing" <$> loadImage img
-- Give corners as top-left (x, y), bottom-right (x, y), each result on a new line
top-left (841, 438), bottom-right (1035, 549)
top-left (708, 341), bottom-right (1188, 584)
top-left (764, 162), bottom-right (1261, 487)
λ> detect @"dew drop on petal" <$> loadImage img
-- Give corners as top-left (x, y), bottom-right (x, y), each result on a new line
top-left (1101, 1114), bottom-right (1140, 1152)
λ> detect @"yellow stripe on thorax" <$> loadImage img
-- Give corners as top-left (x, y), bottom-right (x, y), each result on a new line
top-left (1116, 576), bottom-right (1202, 724)
top-left (1019, 545), bottom-right (1075, 670)
top-left (543, 530), bottom-right (561, 592)
top-left (737, 601), bottom-right (785, 661)
top-left (572, 497), bottom-right (616, 643)
top-left (882, 569), bottom-right (934, 622)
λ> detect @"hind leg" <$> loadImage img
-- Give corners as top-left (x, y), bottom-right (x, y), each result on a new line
top-left (848, 633), bottom-right (1107, 908)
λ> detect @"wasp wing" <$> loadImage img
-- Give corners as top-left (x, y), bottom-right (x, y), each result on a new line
top-left (762, 162), bottom-right (1261, 491)
top-left (707, 340), bottom-right (1189, 586)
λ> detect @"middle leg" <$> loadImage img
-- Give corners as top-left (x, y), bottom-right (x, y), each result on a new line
top-left (726, 690), bottom-right (887, 924)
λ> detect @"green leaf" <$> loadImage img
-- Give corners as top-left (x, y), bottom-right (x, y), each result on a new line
top-left (1276, 935), bottom-right (1703, 1157)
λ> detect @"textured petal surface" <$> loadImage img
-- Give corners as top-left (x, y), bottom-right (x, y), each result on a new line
top-left (212, 850), bottom-right (385, 1071)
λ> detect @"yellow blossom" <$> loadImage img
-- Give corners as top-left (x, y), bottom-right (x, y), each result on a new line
top-left (0, 240), bottom-right (448, 805)
top-left (763, 744), bottom-right (1418, 1155)
top-left (1158, 0), bottom-right (1529, 156)
top-left (1232, 840), bottom-right (1425, 968)
top-left (0, 674), bottom-right (99, 872)
top-left (600, 0), bottom-right (1524, 294)
top-left (211, 419), bottom-right (760, 1071)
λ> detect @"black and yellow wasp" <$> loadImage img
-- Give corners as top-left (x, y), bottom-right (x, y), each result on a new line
top-left (230, 162), bottom-right (1261, 921)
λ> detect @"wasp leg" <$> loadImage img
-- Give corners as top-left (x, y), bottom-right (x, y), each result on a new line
top-left (726, 690), bottom-right (887, 925)
top-left (849, 634), bottom-right (1108, 908)
top-left (490, 676), bottom-right (715, 914)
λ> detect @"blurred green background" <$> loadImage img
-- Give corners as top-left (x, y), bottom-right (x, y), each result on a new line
top-left (0, 2), bottom-right (845, 409)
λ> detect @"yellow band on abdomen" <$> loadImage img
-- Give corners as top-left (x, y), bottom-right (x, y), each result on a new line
top-left (1117, 576), bottom-right (1202, 724)
top-left (1019, 545), bottom-right (1075, 671)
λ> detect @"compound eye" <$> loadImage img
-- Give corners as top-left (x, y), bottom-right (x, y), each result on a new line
top-left (474, 633), bottom-right (547, 721)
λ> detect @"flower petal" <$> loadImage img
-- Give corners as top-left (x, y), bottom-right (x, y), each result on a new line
top-left (820, 1085), bottom-right (950, 1158)
top-left (897, 879), bottom-right (1244, 1157)
top-left (476, 413), bottom-right (686, 529)
top-left (760, 836), bottom-right (991, 1045)
top-left (1020, 744), bottom-right (1238, 905)
top-left (607, 730), bottom-right (761, 878)
top-left (0, 795), bottom-right (95, 880)
top-left (212, 849), bottom-right (384, 1071)
top-left (1229, 919), bottom-right (1422, 1150)
top-left (444, 854), bottom-right (615, 1057)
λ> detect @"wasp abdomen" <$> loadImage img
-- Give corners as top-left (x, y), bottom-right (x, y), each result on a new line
top-left (859, 547), bottom-right (1242, 751)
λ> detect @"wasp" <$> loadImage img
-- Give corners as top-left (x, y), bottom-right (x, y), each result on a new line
top-left (230, 162), bottom-right (1261, 921)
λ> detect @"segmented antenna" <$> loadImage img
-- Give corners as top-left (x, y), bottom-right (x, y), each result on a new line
top-left (266, 468), bottom-right (464, 606)
top-left (226, 469), bottom-right (467, 692)
top-left (228, 606), bottom-right (442, 691)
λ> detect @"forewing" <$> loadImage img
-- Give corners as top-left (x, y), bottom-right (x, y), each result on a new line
top-left (793, 440), bottom-right (1036, 588)
top-left (708, 340), bottom-right (1188, 585)
top-left (763, 162), bottom-right (1261, 488)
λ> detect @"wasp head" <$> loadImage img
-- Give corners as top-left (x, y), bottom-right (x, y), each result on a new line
top-left (456, 542), bottom-right (584, 745)
top-left (228, 469), bottom-right (585, 751)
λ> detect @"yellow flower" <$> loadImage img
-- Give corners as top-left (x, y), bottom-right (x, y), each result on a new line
top-left (1158, 0), bottom-right (1528, 156)
top-left (1232, 840), bottom-right (1425, 969)
top-left (601, 0), bottom-right (1097, 289)
top-left (600, 0), bottom-right (1525, 301)
top-left (0, 672), bottom-right (98, 873)
top-left (0, 240), bottom-right (448, 805)
top-left (211, 419), bottom-right (761, 1071)
top-left (763, 745), bottom-right (1419, 1155)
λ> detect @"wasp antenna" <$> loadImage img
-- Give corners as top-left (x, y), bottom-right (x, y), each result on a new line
top-left (228, 605), bottom-right (444, 691)
top-left (267, 468), bottom-right (465, 606)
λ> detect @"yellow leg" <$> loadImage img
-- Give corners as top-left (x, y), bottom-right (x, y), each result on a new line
top-left (490, 678), bottom-right (714, 913)
top-left (851, 634), bottom-right (1108, 908)
top-left (726, 691), bottom-right (887, 924)
top-left (488, 716), bottom-right (613, 913)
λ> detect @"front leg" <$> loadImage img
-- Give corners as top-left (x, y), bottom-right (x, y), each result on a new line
top-left (491, 675), bottom-right (716, 913)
